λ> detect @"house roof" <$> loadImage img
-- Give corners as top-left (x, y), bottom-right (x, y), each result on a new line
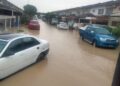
top-left (0, 33), bottom-right (26, 41)
top-left (0, 4), bottom-right (11, 10)
top-left (0, 0), bottom-right (23, 14)
top-left (53, 1), bottom-right (120, 13)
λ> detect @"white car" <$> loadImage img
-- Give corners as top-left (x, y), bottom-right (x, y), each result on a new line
top-left (0, 33), bottom-right (49, 80)
top-left (57, 22), bottom-right (69, 29)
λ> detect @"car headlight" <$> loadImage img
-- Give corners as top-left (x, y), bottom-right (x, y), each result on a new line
top-left (100, 38), bottom-right (107, 42)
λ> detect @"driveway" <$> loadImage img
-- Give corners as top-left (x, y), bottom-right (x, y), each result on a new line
top-left (0, 20), bottom-right (120, 86)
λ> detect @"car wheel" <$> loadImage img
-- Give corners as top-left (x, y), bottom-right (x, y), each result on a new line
top-left (36, 52), bottom-right (45, 63)
top-left (81, 36), bottom-right (84, 40)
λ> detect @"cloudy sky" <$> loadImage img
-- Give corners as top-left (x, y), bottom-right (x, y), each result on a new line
top-left (8, 0), bottom-right (111, 13)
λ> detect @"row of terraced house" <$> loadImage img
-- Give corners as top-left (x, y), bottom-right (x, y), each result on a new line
top-left (0, 0), bottom-right (23, 32)
top-left (52, 0), bottom-right (120, 27)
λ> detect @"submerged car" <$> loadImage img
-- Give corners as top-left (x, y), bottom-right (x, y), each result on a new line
top-left (28, 20), bottom-right (40, 30)
top-left (57, 22), bottom-right (69, 29)
top-left (79, 25), bottom-right (119, 48)
top-left (0, 34), bottom-right (49, 79)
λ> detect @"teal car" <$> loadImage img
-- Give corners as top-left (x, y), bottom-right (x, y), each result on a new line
top-left (79, 25), bottom-right (119, 48)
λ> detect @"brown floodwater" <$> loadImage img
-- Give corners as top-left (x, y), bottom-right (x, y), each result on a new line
top-left (0, 20), bottom-right (119, 86)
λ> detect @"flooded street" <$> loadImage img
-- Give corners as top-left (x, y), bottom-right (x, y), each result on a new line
top-left (0, 20), bottom-right (120, 86)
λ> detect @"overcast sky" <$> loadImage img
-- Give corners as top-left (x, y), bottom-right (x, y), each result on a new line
top-left (8, 0), bottom-right (111, 13)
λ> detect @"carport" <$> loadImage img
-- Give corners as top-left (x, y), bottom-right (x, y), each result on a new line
top-left (0, 1), bottom-right (22, 32)
top-left (0, 15), bottom-right (16, 31)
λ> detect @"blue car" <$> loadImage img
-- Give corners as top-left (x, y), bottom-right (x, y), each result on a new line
top-left (79, 25), bottom-right (119, 48)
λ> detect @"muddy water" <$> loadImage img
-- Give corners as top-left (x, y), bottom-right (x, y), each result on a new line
top-left (0, 20), bottom-right (119, 86)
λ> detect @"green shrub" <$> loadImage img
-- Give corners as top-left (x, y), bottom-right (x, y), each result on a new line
top-left (112, 25), bottom-right (120, 37)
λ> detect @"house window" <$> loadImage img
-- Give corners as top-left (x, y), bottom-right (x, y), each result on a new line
top-left (0, 0), bottom-right (3, 4)
top-left (98, 9), bottom-right (104, 15)
top-left (106, 8), bottom-right (112, 15)
top-left (112, 21), bottom-right (120, 26)
top-left (92, 9), bottom-right (95, 12)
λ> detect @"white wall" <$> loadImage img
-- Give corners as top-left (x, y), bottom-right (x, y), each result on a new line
top-left (90, 6), bottom-right (107, 16)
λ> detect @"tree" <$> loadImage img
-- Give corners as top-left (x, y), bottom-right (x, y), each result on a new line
top-left (24, 4), bottom-right (37, 19)
top-left (21, 4), bottom-right (37, 24)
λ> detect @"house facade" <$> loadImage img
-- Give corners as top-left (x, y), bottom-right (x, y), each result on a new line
top-left (52, 1), bottom-right (120, 25)
top-left (109, 2), bottom-right (120, 26)
top-left (0, 0), bottom-right (23, 31)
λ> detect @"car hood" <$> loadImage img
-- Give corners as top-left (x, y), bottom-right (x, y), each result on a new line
top-left (96, 34), bottom-right (117, 40)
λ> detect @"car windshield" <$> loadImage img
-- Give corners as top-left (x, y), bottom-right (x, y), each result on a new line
top-left (30, 21), bottom-right (39, 24)
top-left (94, 28), bottom-right (111, 35)
top-left (60, 22), bottom-right (67, 26)
top-left (95, 25), bottom-right (112, 32)
top-left (0, 40), bottom-right (8, 53)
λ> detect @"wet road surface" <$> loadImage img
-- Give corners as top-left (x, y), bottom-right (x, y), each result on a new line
top-left (0, 20), bottom-right (120, 86)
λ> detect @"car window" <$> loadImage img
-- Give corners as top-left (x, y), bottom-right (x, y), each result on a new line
top-left (0, 40), bottom-right (8, 53)
top-left (30, 21), bottom-right (39, 24)
top-left (93, 28), bottom-right (111, 35)
top-left (2, 37), bottom-right (40, 57)
top-left (2, 39), bottom-right (23, 57)
top-left (22, 37), bottom-right (40, 48)
top-left (8, 39), bottom-right (23, 53)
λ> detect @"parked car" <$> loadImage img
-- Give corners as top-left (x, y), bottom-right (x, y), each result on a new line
top-left (51, 18), bottom-right (58, 25)
top-left (79, 25), bottom-right (119, 48)
top-left (28, 20), bottom-right (40, 30)
top-left (57, 22), bottom-right (69, 29)
top-left (0, 33), bottom-right (49, 80)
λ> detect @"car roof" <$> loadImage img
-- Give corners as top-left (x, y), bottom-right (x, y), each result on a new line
top-left (30, 20), bottom-right (38, 22)
top-left (89, 24), bottom-right (107, 27)
top-left (0, 33), bottom-right (28, 41)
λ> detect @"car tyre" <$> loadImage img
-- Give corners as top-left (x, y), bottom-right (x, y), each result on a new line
top-left (81, 36), bottom-right (84, 40)
top-left (36, 52), bottom-right (45, 63)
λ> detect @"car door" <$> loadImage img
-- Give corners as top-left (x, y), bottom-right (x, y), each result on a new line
top-left (0, 39), bottom-right (27, 78)
top-left (84, 27), bottom-right (91, 40)
top-left (85, 27), bottom-right (95, 42)
top-left (22, 37), bottom-right (41, 63)
top-left (0, 37), bottom-right (41, 79)
top-left (87, 28), bottom-right (95, 42)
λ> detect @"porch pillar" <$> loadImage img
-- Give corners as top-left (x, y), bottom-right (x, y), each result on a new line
top-left (90, 20), bottom-right (92, 24)
top-left (10, 18), bottom-right (12, 29)
top-left (5, 19), bottom-right (7, 31)
top-left (17, 16), bottom-right (20, 29)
